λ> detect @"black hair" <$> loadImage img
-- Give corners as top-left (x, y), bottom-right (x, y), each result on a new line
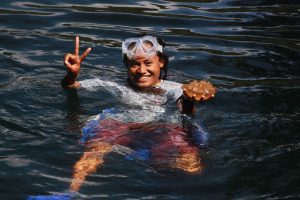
top-left (122, 34), bottom-right (169, 80)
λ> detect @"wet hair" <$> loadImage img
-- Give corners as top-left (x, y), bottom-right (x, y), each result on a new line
top-left (122, 34), bottom-right (169, 80)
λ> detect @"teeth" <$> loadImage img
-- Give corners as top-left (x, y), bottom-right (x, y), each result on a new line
top-left (138, 76), bottom-right (150, 81)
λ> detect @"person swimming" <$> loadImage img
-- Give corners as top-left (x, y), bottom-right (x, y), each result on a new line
top-left (61, 34), bottom-right (217, 193)
top-left (61, 35), bottom-right (216, 113)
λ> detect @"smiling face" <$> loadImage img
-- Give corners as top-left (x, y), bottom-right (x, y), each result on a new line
top-left (127, 54), bottom-right (164, 88)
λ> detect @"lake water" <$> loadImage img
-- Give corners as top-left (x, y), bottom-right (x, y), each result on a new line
top-left (0, 0), bottom-right (300, 199)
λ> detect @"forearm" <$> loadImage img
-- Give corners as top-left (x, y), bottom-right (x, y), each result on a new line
top-left (177, 95), bottom-right (196, 114)
top-left (61, 72), bottom-right (81, 89)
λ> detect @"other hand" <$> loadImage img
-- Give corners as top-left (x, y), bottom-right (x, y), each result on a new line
top-left (182, 80), bottom-right (217, 102)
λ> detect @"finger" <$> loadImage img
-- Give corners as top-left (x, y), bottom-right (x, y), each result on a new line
top-left (183, 89), bottom-right (192, 100)
top-left (194, 94), bottom-right (203, 101)
top-left (192, 94), bottom-right (198, 101)
top-left (64, 53), bottom-right (73, 68)
top-left (80, 47), bottom-right (92, 62)
top-left (75, 36), bottom-right (79, 56)
top-left (202, 93), bottom-right (214, 101)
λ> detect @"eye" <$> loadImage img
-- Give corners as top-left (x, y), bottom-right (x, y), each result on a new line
top-left (145, 61), bottom-right (152, 66)
top-left (130, 63), bottom-right (139, 68)
top-left (130, 64), bottom-right (138, 68)
top-left (128, 60), bottom-right (140, 68)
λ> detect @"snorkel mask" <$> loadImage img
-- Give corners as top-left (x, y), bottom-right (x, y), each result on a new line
top-left (122, 35), bottom-right (163, 60)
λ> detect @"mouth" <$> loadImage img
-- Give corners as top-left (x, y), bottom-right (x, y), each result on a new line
top-left (137, 75), bottom-right (151, 82)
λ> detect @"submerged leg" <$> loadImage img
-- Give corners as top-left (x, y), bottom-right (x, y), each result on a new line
top-left (171, 126), bottom-right (204, 173)
top-left (174, 151), bottom-right (203, 173)
top-left (70, 141), bottom-right (112, 192)
top-left (152, 143), bottom-right (203, 173)
top-left (152, 124), bottom-right (204, 174)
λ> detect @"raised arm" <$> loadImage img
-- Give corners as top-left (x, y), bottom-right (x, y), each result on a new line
top-left (177, 80), bottom-right (217, 114)
top-left (61, 36), bottom-right (92, 89)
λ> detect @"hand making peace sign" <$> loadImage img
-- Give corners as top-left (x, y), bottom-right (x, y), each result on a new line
top-left (64, 36), bottom-right (92, 77)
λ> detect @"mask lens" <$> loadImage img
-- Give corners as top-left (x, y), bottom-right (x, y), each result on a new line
top-left (127, 42), bottom-right (137, 51)
top-left (142, 40), bottom-right (155, 54)
top-left (143, 40), bottom-right (154, 49)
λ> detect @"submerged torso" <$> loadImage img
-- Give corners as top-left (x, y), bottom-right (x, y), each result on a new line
top-left (79, 78), bottom-right (183, 122)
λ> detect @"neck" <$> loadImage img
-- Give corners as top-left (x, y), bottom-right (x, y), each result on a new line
top-left (127, 79), bottom-right (165, 94)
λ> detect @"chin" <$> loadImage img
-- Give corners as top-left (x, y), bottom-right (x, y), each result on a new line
top-left (131, 78), bottom-right (156, 88)
top-left (135, 82), bottom-right (153, 88)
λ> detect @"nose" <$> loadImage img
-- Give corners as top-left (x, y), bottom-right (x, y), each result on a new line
top-left (137, 64), bottom-right (147, 74)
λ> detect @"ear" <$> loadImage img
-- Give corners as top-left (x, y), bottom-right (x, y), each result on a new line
top-left (159, 59), bottom-right (164, 69)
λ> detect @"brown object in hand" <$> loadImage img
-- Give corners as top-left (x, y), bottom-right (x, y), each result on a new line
top-left (182, 80), bottom-right (217, 101)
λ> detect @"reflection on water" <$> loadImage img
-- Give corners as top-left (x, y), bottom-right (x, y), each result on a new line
top-left (0, 0), bottom-right (299, 199)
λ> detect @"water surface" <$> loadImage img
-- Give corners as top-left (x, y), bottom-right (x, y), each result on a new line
top-left (0, 0), bottom-right (300, 199)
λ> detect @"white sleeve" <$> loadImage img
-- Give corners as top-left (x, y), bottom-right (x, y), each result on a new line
top-left (161, 80), bottom-right (183, 102)
top-left (167, 88), bottom-right (183, 102)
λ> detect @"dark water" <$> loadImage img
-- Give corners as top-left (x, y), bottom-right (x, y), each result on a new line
top-left (1, 0), bottom-right (300, 199)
